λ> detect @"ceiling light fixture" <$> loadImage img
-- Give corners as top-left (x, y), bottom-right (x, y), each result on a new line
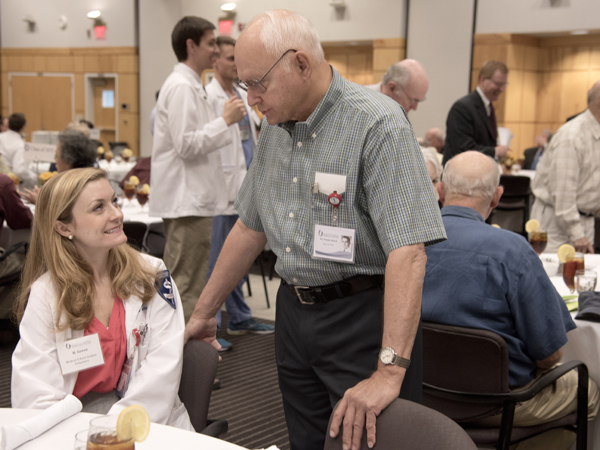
top-left (87, 11), bottom-right (101, 19)
top-left (221, 3), bottom-right (236, 11)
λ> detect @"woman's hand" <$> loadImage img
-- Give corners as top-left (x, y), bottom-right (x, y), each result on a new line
top-left (20, 186), bottom-right (40, 205)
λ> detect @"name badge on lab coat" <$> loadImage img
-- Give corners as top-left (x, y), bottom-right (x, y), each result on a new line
top-left (57, 334), bottom-right (105, 375)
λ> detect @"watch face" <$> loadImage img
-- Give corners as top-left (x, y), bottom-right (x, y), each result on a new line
top-left (380, 347), bottom-right (394, 364)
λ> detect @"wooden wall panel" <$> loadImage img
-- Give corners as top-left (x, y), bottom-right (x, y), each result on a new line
top-left (0, 47), bottom-right (139, 154)
top-left (323, 44), bottom-right (373, 85)
top-left (473, 33), bottom-right (600, 157)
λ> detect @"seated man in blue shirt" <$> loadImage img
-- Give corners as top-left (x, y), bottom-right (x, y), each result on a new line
top-left (423, 151), bottom-right (599, 449)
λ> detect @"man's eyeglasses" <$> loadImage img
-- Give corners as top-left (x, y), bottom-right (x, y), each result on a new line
top-left (488, 79), bottom-right (509, 88)
top-left (235, 49), bottom-right (297, 93)
top-left (396, 83), bottom-right (426, 105)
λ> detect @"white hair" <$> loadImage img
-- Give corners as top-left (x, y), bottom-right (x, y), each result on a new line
top-left (442, 153), bottom-right (499, 201)
top-left (246, 10), bottom-right (324, 72)
top-left (421, 148), bottom-right (442, 178)
top-left (382, 62), bottom-right (411, 87)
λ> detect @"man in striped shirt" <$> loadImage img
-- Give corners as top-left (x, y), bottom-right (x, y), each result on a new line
top-left (186, 10), bottom-right (446, 450)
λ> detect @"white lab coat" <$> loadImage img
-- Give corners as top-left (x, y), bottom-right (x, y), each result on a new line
top-left (205, 78), bottom-right (260, 215)
top-left (0, 129), bottom-right (36, 189)
top-left (11, 254), bottom-right (193, 431)
top-left (150, 63), bottom-right (231, 219)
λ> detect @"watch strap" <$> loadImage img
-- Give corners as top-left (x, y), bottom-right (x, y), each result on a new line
top-left (392, 355), bottom-right (411, 369)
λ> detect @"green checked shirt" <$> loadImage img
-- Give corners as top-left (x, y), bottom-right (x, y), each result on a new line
top-left (235, 67), bottom-right (446, 287)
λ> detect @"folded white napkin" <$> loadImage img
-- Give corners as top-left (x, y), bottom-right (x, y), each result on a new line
top-left (0, 395), bottom-right (82, 450)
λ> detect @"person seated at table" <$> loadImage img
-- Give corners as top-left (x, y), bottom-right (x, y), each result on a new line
top-left (422, 151), bottom-right (599, 450)
top-left (20, 130), bottom-right (96, 205)
top-left (11, 168), bottom-right (193, 430)
top-left (421, 147), bottom-right (442, 204)
top-left (0, 173), bottom-right (32, 321)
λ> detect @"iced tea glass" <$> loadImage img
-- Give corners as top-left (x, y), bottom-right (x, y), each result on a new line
top-left (576, 270), bottom-right (597, 294)
top-left (529, 230), bottom-right (548, 255)
top-left (123, 182), bottom-right (136, 207)
top-left (563, 252), bottom-right (585, 294)
top-left (74, 430), bottom-right (88, 450)
top-left (87, 415), bottom-right (134, 450)
top-left (135, 187), bottom-right (149, 212)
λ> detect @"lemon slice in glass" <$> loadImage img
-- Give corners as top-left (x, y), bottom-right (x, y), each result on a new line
top-left (129, 175), bottom-right (140, 186)
top-left (525, 219), bottom-right (540, 233)
top-left (557, 244), bottom-right (576, 263)
top-left (117, 404), bottom-right (151, 442)
top-left (491, 224), bottom-right (501, 228)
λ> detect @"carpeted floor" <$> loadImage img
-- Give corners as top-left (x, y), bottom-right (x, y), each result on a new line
top-left (0, 314), bottom-right (289, 450)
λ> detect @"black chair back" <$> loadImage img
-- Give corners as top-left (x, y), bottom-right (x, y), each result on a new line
top-left (122, 222), bottom-right (148, 252)
top-left (423, 322), bottom-right (509, 422)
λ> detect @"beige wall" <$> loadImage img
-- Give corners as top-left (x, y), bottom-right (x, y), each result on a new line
top-left (472, 33), bottom-right (600, 159)
top-left (0, 47), bottom-right (140, 155)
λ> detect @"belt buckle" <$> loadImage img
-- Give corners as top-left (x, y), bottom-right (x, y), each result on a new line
top-left (293, 286), bottom-right (315, 305)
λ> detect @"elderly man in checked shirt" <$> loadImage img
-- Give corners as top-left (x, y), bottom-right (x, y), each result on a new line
top-left (531, 80), bottom-right (600, 254)
top-left (185, 10), bottom-right (446, 450)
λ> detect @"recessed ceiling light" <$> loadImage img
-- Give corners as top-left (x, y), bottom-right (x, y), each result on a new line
top-left (87, 11), bottom-right (101, 19)
top-left (221, 3), bottom-right (236, 11)
top-left (571, 30), bottom-right (589, 35)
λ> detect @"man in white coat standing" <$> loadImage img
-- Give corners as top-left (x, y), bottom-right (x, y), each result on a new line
top-left (150, 17), bottom-right (246, 323)
top-left (206, 37), bottom-right (273, 349)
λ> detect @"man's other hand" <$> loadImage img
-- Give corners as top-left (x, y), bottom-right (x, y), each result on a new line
top-left (495, 145), bottom-right (509, 159)
top-left (573, 237), bottom-right (595, 254)
top-left (329, 370), bottom-right (402, 450)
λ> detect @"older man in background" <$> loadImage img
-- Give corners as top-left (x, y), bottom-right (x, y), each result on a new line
top-left (423, 150), bottom-right (599, 449)
top-left (366, 59), bottom-right (429, 114)
top-left (442, 60), bottom-right (509, 165)
top-left (424, 127), bottom-right (445, 154)
top-left (186, 9), bottom-right (445, 450)
top-left (531, 80), bottom-right (600, 254)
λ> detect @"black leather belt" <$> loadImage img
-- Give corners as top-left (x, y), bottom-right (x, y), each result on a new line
top-left (579, 210), bottom-right (596, 218)
top-left (284, 275), bottom-right (384, 305)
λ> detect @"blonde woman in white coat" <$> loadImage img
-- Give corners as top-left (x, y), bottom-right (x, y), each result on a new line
top-left (12, 168), bottom-right (193, 430)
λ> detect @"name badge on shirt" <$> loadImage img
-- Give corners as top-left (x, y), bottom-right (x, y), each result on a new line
top-left (57, 334), bottom-right (105, 375)
top-left (313, 224), bottom-right (356, 263)
top-left (239, 124), bottom-right (251, 141)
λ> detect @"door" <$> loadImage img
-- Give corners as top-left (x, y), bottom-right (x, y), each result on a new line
top-left (92, 77), bottom-right (116, 149)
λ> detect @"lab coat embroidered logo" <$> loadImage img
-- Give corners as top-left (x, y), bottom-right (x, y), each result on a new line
top-left (156, 269), bottom-right (176, 309)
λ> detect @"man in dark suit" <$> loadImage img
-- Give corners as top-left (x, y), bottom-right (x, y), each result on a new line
top-left (442, 60), bottom-right (509, 165)
top-left (522, 130), bottom-right (553, 170)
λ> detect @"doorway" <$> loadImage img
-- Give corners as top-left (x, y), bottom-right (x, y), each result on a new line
top-left (85, 74), bottom-right (119, 150)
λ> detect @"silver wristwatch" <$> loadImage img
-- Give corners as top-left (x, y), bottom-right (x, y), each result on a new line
top-left (379, 347), bottom-right (411, 369)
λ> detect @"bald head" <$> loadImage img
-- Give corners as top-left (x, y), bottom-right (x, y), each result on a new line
top-left (440, 151), bottom-right (503, 218)
top-left (425, 127), bottom-right (445, 152)
top-left (381, 59), bottom-right (429, 113)
top-left (588, 80), bottom-right (600, 117)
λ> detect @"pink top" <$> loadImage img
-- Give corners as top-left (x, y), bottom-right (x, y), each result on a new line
top-left (73, 296), bottom-right (127, 399)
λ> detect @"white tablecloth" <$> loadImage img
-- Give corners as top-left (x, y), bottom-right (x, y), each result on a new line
top-left (550, 254), bottom-right (600, 448)
top-left (513, 169), bottom-right (536, 180)
top-left (0, 409), bottom-right (247, 450)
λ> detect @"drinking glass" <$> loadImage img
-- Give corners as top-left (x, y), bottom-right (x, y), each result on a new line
top-left (123, 182), bottom-right (136, 207)
top-left (135, 186), bottom-right (149, 212)
top-left (563, 252), bottom-right (585, 294)
top-left (576, 270), bottom-right (598, 294)
top-left (529, 230), bottom-right (547, 255)
top-left (74, 430), bottom-right (88, 450)
top-left (87, 415), bottom-right (135, 450)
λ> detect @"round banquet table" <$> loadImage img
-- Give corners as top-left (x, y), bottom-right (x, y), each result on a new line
top-left (549, 254), bottom-right (600, 449)
top-left (0, 409), bottom-right (247, 450)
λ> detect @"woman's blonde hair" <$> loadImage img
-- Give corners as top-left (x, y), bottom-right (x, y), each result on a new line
top-left (16, 168), bottom-right (157, 330)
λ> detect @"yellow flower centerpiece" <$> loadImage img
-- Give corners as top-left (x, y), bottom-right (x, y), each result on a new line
top-left (38, 171), bottom-right (58, 187)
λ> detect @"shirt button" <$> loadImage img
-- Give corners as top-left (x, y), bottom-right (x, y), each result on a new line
top-left (289, 212), bottom-right (294, 218)
top-left (297, 142), bottom-right (303, 148)
top-left (286, 247), bottom-right (291, 253)
top-left (312, 133), bottom-right (316, 139)
top-left (293, 277), bottom-right (298, 283)
top-left (293, 177), bottom-right (298, 183)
